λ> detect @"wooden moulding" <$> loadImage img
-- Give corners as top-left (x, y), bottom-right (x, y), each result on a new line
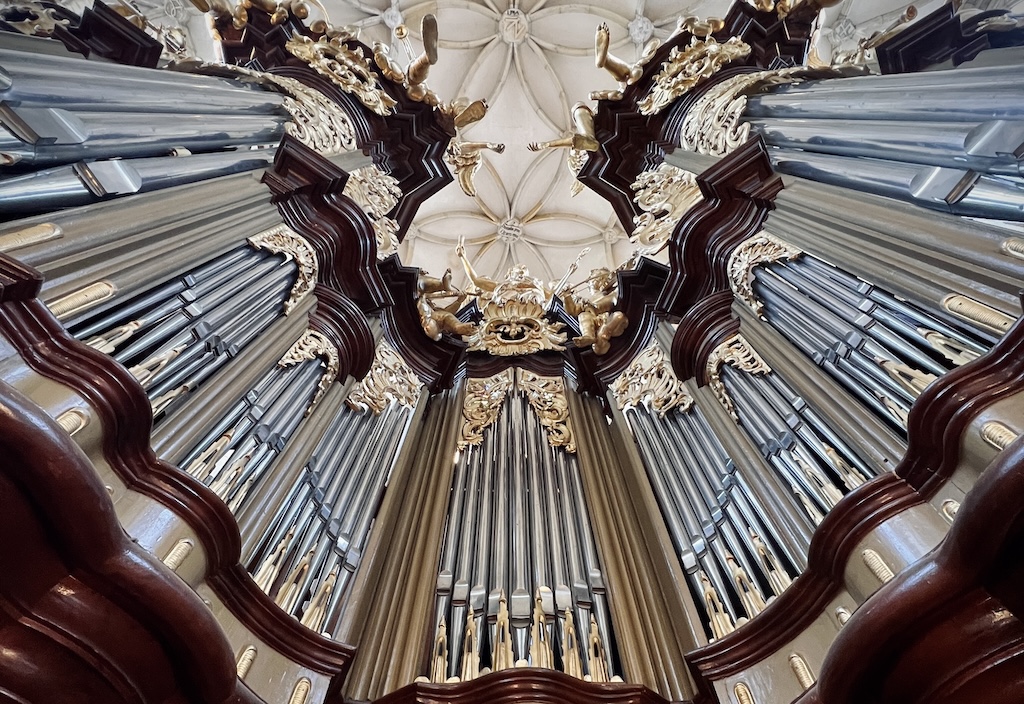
top-left (796, 435), bottom-right (1024, 704)
top-left (263, 134), bottom-right (392, 314)
top-left (897, 293), bottom-right (1024, 498)
top-left (0, 253), bottom-right (357, 689)
top-left (376, 254), bottom-right (465, 394)
top-left (661, 137), bottom-right (783, 382)
top-left (0, 377), bottom-right (261, 704)
top-left (373, 669), bottom-right (676, 704)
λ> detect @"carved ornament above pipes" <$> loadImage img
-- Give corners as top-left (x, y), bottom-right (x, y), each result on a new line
top-left (610, 343), bottom-right (693, 416)
top-left (458, 369), bottom-right (575, 453)
top-left (638, 34), bottom-right (751, 115)
top-left (706, 333), bottom-right (771, 421)
top-left (346, 340), bottom-right (422, 414)
top-left (278, 328), bottom-right (340, 415)
top-left (681, 67), bottom-right (813, 156)
top-left (247, 224), bottom-right (318, 314)
top-left (630, 164), bottom-right (703, 254)
top-left (727, 231), bottom-right (803, 318)
top-left (285, 33), bottom-right (398, 116)
top-left (342, 165), bottom-right (402, 259)
top-left (459, 370), bottom-right (515, 449)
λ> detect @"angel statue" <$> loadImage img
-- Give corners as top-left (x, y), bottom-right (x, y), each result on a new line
top-left (416, 268), bottom-right (476, 341)
top-left (445, 141), bottom-right (506, 197)
top-left (562, 267), bottom-right (628, 355)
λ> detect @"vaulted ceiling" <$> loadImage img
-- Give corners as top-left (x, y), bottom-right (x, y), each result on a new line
top-left (310, 0), bottom-right (939, 291)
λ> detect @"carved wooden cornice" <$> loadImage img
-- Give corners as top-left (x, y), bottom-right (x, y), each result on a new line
top-left (686, 472), bottom-right (922, 693)
top-left (374, 668), bottom-right (675, 704)
top-left (658, 136), bottom-right (782, 319)
top-left (264, 135), bottom-right (391, 313)
top-left (378, 255), bottom-right (465, 394)
top-left (798, 435), bottom-right (1024, 704)
top-left (310, 283), bottom-right (375, 383)
top-left (0, 254), bottom-right (356, 688)
top-left (0, 378), bottom-right (257, 704)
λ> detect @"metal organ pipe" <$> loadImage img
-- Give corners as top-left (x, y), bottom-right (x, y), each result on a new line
top-left (622, 398), bottom-right (804, 641)
top-left (429, 386), bottom-right (619, 681)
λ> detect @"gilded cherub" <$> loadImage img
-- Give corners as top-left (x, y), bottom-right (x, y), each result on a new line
top-left (416, 269), bottom-right (476, 341)
top-left (562, 267), bottom-right (628, 355)
top-left (527, 102), bottom-right (599, 152)
top-left (372, 14), bottom-right (440, 104)
top-left (445, 141), bottom-right (506, 197)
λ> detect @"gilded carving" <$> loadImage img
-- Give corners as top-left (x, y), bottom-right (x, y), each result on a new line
top-left (567, 149), bottom-right (588, 197)
top-left (346, 341), bottom-right (422, 414)
top-left (518, 369), bottom-right (575, 453)
top-left (595, 21), bottom-right (660, 94)
top-left (279, 329), bottom-right (340, 415)
top-left (444, 141), bottom-right (506, 198)
top-left (638, 35), bottom-right (751, 115)
top-left (610, 344), bottom-right (693, 416)
top-left (728, 232), bottom-right (803, 317)
top-left (372, 14), bottom-right (440, 105)
top-left (343, 165), bottom-right (403, 258)
top-left (248, 224), bottom-right (318, 314)
top-left (274, 73), bottom-right (357, 156)
top-left (562, 266), bottom-right (628, 355)
top-left (173, 62), bottom-right (357, 155)
top-left (415, 269), bottom-right (477, 342)
top-left (706, 334), bottom-right (771, 421)
top-left (681, 68), bottom-right (810, 155)
top-left (459, 370), bottom-right (515, 449)
top-left (527, 103), bottom-right (599, 153)
top-left (457, 241), bottom-right (567, 356)
top-left (285, 34), bottom-right (397, 116)
top-left (630, 164), bottom-right (703, 254)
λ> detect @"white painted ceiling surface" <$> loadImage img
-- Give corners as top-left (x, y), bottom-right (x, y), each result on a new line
top-left (312, 0), bottom-right (950, 289)
top-left (320, 0), bottom-right (734, 289)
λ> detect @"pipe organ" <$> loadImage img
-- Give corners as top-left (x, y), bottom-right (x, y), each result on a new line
top-left (429, 374), bottom-right (617, 682)
top-left (0, 3), bottom-right (1022, 704)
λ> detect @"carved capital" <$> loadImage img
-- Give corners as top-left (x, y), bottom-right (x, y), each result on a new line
top-left (610, 344), bottom-right (693, 416)
top-left (346, 340), bottom-right (423, 414)
top-left (706, 334), bottom-right (771, 421)
top-left (727, 231), bottom-right (802, 317)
